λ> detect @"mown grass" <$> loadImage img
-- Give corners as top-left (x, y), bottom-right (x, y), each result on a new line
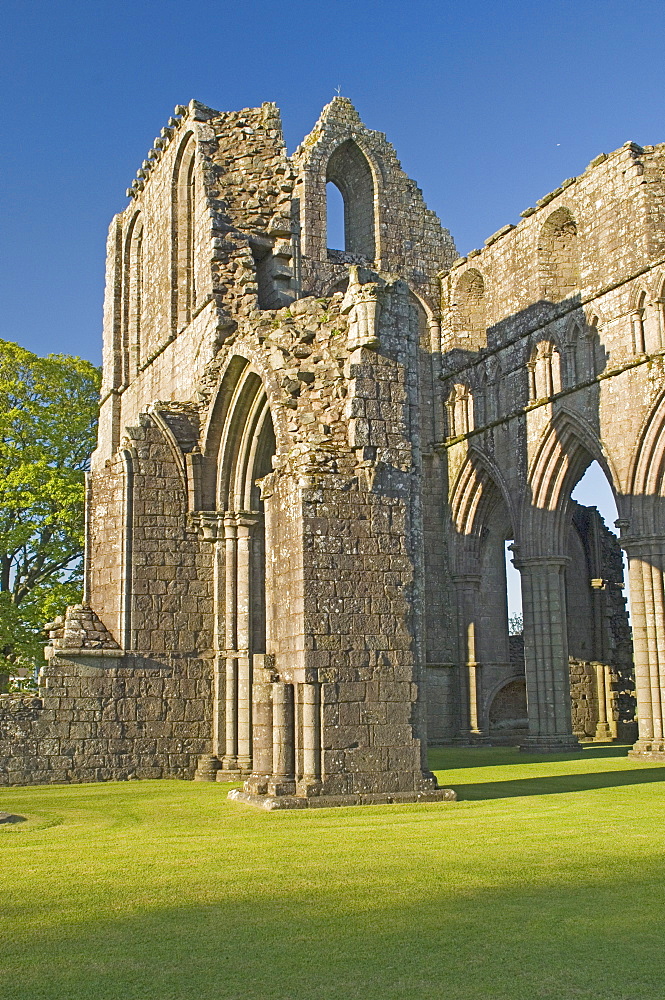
top-left (2, 745), bottom-right (665, 1000)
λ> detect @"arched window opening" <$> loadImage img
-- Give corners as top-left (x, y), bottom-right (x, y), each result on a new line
top-left (325, 140), bottom-right (376, 262)
top-left (528, 341), bottom-right (561, 401)
top-left (446, 384), bottom-right (473, 438)
top-left (565, 323), bottom-right (581, 385)
top-left (122, 214), bottom-right (144, 384)
top-left (454, 268), bottom-right (486, 342)
top-left (539, 207), bottom-right (579, 302)
top-left (132, 227), bottom-right (143, 375)
top-left (326, 181), bottom-right (346, 251)
top-left (565, 321), bottom-right (599, 386)
top-left (584, 316), bottom-right (601, 380)
top-left (172, 135), bottom-right (197, 333)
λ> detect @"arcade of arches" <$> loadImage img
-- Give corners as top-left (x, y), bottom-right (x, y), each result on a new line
top-left (4, 98), bottom-right (665, 804)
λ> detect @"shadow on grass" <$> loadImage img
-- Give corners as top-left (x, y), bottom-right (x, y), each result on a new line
top-left (428, 744), bottom-right (632, 770)
top-left (4, 868), bottom-right (665, 1000)
top-left (446, 766), bottom-right (665, 801)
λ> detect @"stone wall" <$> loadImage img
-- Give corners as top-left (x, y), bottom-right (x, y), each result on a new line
top-left (0, 653), bottom-right (212, 786)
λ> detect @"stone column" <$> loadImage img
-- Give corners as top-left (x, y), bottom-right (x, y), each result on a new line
top-left (453, 575), bottom-right (486, 743)
top-left (593, 660), bottom-right (613, 740)
top-left (269, 681), bottom-right (295, 796)
top-left (221, 517), bottom-right (238, 771)
top-left (516, 555), bottom-right (580, 751)
top-left (194, 513), bottom-right (224, 782)
top-left (298, 675), bottom-right (322, 796)
top-left (211, 534), bottom-right (225, 761)
top-left (263, 492), bottom-right (275, 649)
top-left (245, 655), bottom-right (274, 795)
top-left (631, 310), bottom-right (646, 354)
top-left (624, 536), bottom-right (665, 757)
top-left (655, 297), bottom-right (665, 350)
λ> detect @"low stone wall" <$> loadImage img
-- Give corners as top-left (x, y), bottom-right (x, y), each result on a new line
top-left (0, 652), bottom-right (212, 786)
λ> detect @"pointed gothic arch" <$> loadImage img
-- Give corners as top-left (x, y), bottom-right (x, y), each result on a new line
top-left (450, 448), bottom-right (516, 555)
top-left (449, 448), bottom-right (517, 740)
top-left (525, 409), bottom-right (619, 553)
top-left (325, 139), bottom-right (377, 261)
top-left (199, 355), bottom-right (279, 778)
top-left (630, 390), bottom-right (665, 497)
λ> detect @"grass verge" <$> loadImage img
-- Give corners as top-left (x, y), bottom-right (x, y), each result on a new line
top-left (1, 745), bottom-right (664, 1000)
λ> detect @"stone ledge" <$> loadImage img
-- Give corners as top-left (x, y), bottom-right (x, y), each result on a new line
top-left (51, 648), bottom-right (126, 658)
top-left (228, 787), bottom-right (457, 811)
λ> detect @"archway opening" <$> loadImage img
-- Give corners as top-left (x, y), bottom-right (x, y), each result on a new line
top-left (488, 678), bottom-right (528, 743)
top-left (565, 459), bottom-right (634, 739)
top-left (571, 460), bottom-right (619, 534)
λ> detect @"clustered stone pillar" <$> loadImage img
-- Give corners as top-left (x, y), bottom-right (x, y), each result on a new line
top-left (245, 664), bottom-right (322, 798)
top-left (194, 513), bottom-right (226, 782)
top-left (516, 554), bottom-right (581, 751)
top-left (235, 517), bottom-right (255, 772)
top-left (625, 536), bottom-right (665, 757)
top-left (216, 512), bottom-right (260, 779)
top-left (453, 574), bottom-right (485, 742)
top-left (222, 516), bottom-right (238, 771)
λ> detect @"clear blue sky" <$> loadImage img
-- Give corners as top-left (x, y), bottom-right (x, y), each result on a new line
top-left (2, 0), bottom-right (664, 366)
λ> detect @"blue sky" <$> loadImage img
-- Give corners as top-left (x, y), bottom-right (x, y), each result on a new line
top-left (2, 0), bottom-right (643, 584)
top-left (3, 0), bottom-right (664, 366)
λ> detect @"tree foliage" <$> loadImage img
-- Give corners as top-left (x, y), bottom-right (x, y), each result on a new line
top-left (0, 340), bottom-right (100, 671)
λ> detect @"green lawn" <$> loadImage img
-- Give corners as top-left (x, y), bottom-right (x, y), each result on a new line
top-left (2, 746), bottom-right (665, 1000)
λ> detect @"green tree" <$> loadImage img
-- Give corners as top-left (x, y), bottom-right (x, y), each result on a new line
top-left (0, 340), bottom-right (100, 678)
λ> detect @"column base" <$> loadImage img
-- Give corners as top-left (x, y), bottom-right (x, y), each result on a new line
top-left (629, 739), bottom-right (665, 760)
top-left (453, 731), bottom-right (490, 746)
top-left (193, 754), bottom-right (221, 782)
top-left (267, 777), bottom-right (296, 796)
top-left (296, 778), bottom-right (324, 798)
top-left (244, 774), bottom-right (270, 795)
top-left (519, 734), bottom-right (582, 753)
top-left (228, 786), bottom-right (457, 811)
top-left (216, 767), bottom-right (250, 781)
top-left (593, 723), bottom-right (614, 741)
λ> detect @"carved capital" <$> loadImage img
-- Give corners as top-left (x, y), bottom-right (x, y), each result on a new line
top-left (341, 265), bottom-right (383, 350)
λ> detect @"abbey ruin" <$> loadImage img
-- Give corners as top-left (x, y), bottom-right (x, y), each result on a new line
top-left (2, 96), bottom-right (665, 805)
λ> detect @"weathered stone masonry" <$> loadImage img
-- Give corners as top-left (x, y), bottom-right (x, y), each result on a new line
top-left (3, 96), bottom-right (665, 800)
